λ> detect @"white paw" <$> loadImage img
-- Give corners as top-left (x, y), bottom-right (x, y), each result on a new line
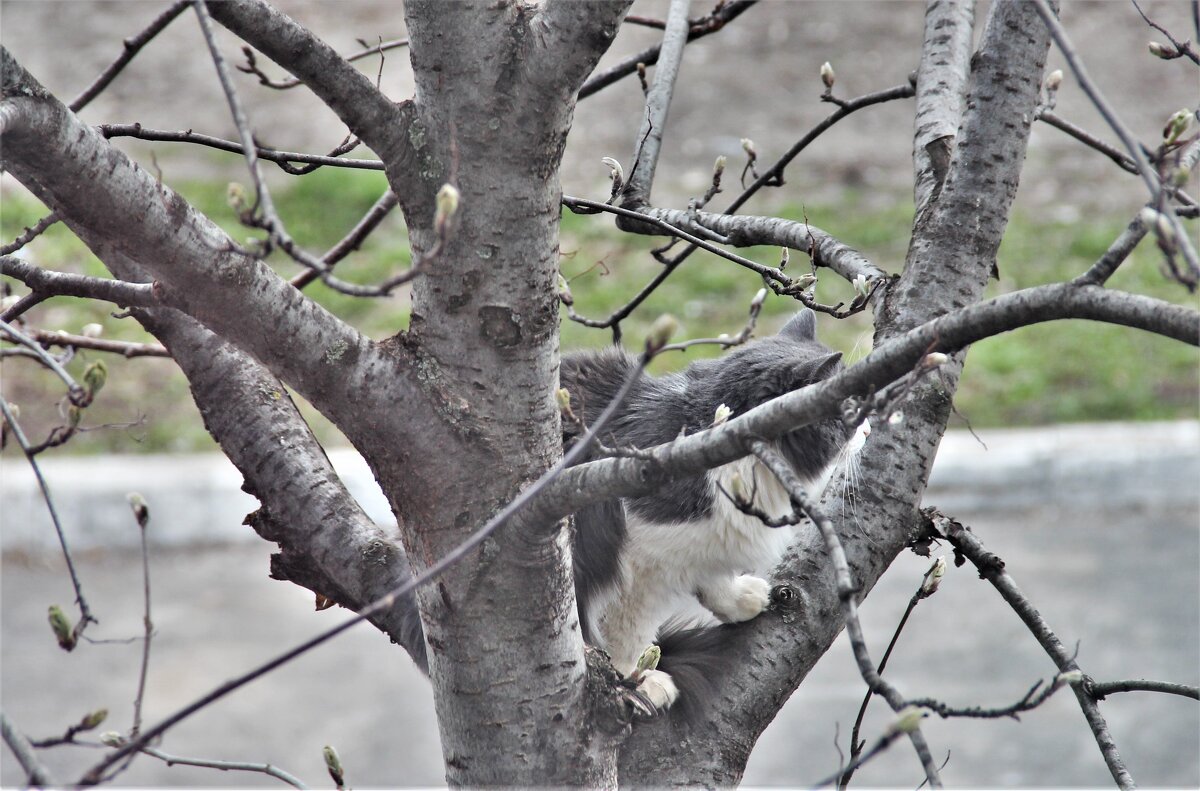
top-left (727, 574), bottom-right (771, 622)
top-left (636, 669), bottom-right (679, 711)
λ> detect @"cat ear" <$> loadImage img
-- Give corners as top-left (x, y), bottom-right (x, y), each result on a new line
top-left (812, 351), bottom-right (842, 381)
top-left (779, 308), bottom-right (817, 341)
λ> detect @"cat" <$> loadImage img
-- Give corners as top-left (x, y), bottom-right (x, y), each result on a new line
top-left (559, 308), bottom-right (868, 720)
top-left (393, 308), bottom-right (865, 723)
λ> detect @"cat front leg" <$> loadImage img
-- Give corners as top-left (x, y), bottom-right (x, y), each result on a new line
top-left (696, 574), bottom-right (771, 623)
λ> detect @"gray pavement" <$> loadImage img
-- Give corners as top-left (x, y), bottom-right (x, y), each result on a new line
top-left (1, 422), bottom-right (1198, 787)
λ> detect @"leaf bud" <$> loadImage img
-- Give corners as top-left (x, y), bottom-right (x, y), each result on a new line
top-left (729, 472), bottom-right (751, 505)
top-left (820, 61), bottom-right (836, 90)
top-left (83, 360), bottom-right (107, 396)
top-left (81, 323), bottom-right (103, 339)
top-left (920, 556), bottom-right (946, 596)
top-left (1045, 69), bottom-right (1063, 91)
top-left (99, 731), bottom-right (125, 747)
top-left (48, 605), bottom-right (75, 651)
top-left (601, 156), bottom-right (625, 189)
top-left (556, 274), bottom-right (573, 306)
top-left (794, 273), bottom-right (818, 291)
top-left (713, 155), bottom-right (727, 179)
top-left (79, 709), bottom-right (108, 731)
top-left (67, 405), bottom-right (82, 428)
top-left (555, 388), bottom-right (571, 412)
top-left (712, 403), bottom-right (732, 427)
top-left (1163, 108), bottom-right (1194, 144)
top-left (636, 644), bottom-right (661, 673)
top-left (127, 492), bottom-right (150, 530)
top-left (226, 182), bottom-right (247, 212)
top-left (740, 138), bottom-right (757, 159)
top-left (644, 314), bottom-right (678, 353)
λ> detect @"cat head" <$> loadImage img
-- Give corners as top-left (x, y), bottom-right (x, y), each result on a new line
top-left (688, 308), bottom-right (858, 481)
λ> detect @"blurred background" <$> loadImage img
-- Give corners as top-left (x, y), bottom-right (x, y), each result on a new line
top-left (2, 0), bottom-right (1197, 786)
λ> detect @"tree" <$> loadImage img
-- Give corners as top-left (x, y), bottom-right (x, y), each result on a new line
top-left (1, 0), bottom-right (1197, 787)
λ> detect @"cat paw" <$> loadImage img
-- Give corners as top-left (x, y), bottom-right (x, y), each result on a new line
top-left (635, 669), bottom-right (679, 711)
top-left (725, 574), bottom-right (771, 622)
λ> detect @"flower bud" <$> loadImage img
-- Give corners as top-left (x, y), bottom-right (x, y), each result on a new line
top-left (1045, 69), bottom-right (1063, 91)
top-left (713, 156), bottom-right (727, 179)
top-left (1057, 669), bottom-right (1085, 685)
top-left (851, 274), bottom-right (871, 297)
top-left (323, 745), bottom-right (345, 787)
top-left (48, 605), bottom-right (75, 650)
top-left (740, 138), bottom-right (757, 159)
top-left (99, 731), bottom-right (124, 747)
top-left (794, 273), bottom-right (818, 291)
top-left (750, 287), bottom-right (768, 311)
top-left (712, 403), bottom-right (732, 426)
top-left (644, 314), bottom-right (679, 353)
top-left (127, 492), bottom-right (150, 530)
top-left (601, 156), bottom-right (625, 188)
top-left (921, 352), bottom-right (949, 370)
top-left (886, 705), bottom-right (928, 736)
top-left (555, 388), bottom-right (571, 412)
top-left (81, 323), bottom-right (103, 339)
top-left (820, 61), bottom-right (836, 90)
top-left (434, 183), bottom-right (460, 232)
top-left (1148, 41), bottom-right (1173, 59)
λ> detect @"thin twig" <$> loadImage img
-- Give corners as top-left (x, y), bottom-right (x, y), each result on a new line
top-left (1073, 210), bottom-right (1150, 285)
top-left (1, 212), bottom-right (60, 256)
top-left (21, 329), bottom-right (170, 359)
top-left (237, 36), bottom-right (409, 90)
top-left (99, 125), bottom-right (384, 172)
top-left (752, 442), bottom-right (943, 789)
top-left (130, 497), bottom-right (154, 737)
top-left (1, 711), bottom-right (58, 788)
top-left (79, 348), bottom-right (656, 785)
top-left (0, 400), bottom-right (97, 643)
top-left (931, 510), bottom-right (1136, 789)
top-left (579, 0), bottom-right (758, 99)
top-left (291, 190), bottom-right (399, 290)
top-left (70, 0), bottom-right (192, 112)
top-left (1132, 0), bottom-right (1200, 64)
top-left (140, 745), bottom-right (308, 789)
top-left (0, 320), bottom-right (89, 404)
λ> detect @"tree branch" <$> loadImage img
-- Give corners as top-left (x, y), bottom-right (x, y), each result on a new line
top-left (1, 711), bottom-right (57, 788)
top-left (1085, 679), bottom-right (1200, 701)
top-left (911, 0), bottom-right (975, 219)
top-left (932, 511), bottom-right (1136, 789)
top-left (1, 256), bottom-right (159, 308)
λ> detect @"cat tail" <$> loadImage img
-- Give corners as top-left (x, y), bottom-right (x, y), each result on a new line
top-left (653, 621), bottom-right (742, 728)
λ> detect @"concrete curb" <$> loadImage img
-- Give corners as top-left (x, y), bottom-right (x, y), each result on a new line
top-left (2, 421), bottom-right (1196, 551)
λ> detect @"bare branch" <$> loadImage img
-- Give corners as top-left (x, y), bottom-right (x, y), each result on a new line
top-left (129, 495), bottom-right (154, 738)
top-left (291, 190), bottom-right (399, 290)
top-left (1032, 0), bottom-right (1199, 285)
top-left (931, 510), bottom-right (1136, 789)
top-left (1086, 678), bottom-right (1200, 701)
top-left (1, 711), bottom-right (57, 788)
top-left (2, 255), bottom-right (159, 308)
top-left (911, 0), bottom-right (975, 219)
top-left (621, 0), bottom-right (690, 205)
top-left (139, 745), bottom-right (308, 789)
top-left (20, 329), bottom-right (170, 359)
top-left (237, 36), bottom-right (409, 90)
top-left (0, 319), bottom-right (88, 402)
top-left (1133, 0), bottom-right (1200, 64)
top-left (1073, 211), bottom-right (1150, 286)
top-left (69, 0), bottom-right (191, 112)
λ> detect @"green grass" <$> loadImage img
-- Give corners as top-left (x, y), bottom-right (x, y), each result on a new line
top-left (2, 174), bottom-right (1196, 455)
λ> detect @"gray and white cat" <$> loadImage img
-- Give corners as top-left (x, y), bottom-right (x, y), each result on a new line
top-left (394, 309), bottom-right (865, 722)
top-left (560, 308), bottom-right (868, 718)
